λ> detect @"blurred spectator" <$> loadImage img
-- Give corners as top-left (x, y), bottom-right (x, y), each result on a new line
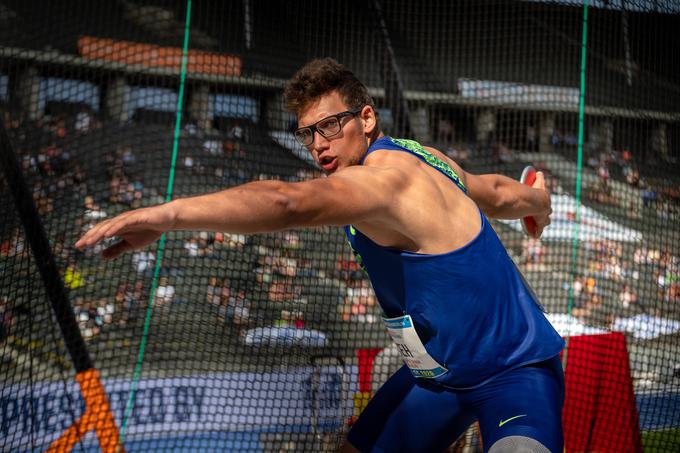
top-left (203, 138), bottom-right (222, 155)
top-left (336, 251), bottom-right (361, 280)
top-left (115, 281), bottom-right (144, 325)
top-left (83, 195), bottom-right (107, 220)
top-left (207, 277), bottom-right (223, 306)
top-left (154, 277), bottom-right (175, 307)
top-left (228, 122), bottom-right (244, 141)
top-left (0, 297), bottom-right (16, 342)
top-left (253, 247), bottom-right (275, 285)
top-left (521, 237), bottom-right (544, 268)
top-left (184, 120), bottom-right (201, 136)
top-left (222, 139), bottom-right (244, 157)
top-left (133, 250), bottom-right (156, 274)
top-left (109, 169), bottom-right (126, 204)
top-left (72, 164), bottom-right (88, 196)
top-left (275, 310), bottom-right (305, 329)
top-left (281, 231), bottom-right (301, 250)
top-left (623, 166), bottom-right (640, 187)
top-left (75, 297), bottom-right (98, 340)
top-left (183, 155), bottom-right (195, 169)
top-left (50, 115), bottom-right (67, 140)
top-left (587, 180), bottom-right (616, 205)
top-left (572, 292), bottom-right (602, 325)
top-left (602, 255), bottom-right (623, 281)
top-left (120, 146), bottom-right (136, 166)
top-left (96, 297), bottom-right (116, 327)
top-left (296, 258), bottom-right (319, 278)
top-left (268, 276), bottom-right (301, 303)
top-left (216, 280), bottom-right (234, 320)
top-left (214, 231), bottom-right (247, 249)
top-left (273, 255), bottom-right (297, 278)
top-left (112, 177), bottom-right (143, 208)
top-left (641, 185), bottom-right (658, 208)
top-left (667, 282), bottom-right (680, 304)
top-left (225, 290), bottom-right (251, 327)
top-left (74, 297), bottom-right (114, 341)
top-left (0, 229), bottom-right (26, 258)
top-left (597, 164), bottom-right (610, 185)
top-left (340, 278), bottom-right (378, 323)
top-left (74, 110), bottom-right (92, 134)
top-left (184, 232), bottom-right (214, 257)
top-left (214, 279), bottom-right (251, 328)
top-left (33, 188), bottom-right (54, 215)
top-left (657, 255), bottom-right (680, 304)
top-left (619, 285), bottom-right (637, 309)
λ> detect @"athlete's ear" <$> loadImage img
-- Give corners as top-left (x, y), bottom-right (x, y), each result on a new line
top-left (360, 105), bottom-right (378, 135)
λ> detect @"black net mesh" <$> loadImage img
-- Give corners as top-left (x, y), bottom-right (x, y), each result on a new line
top-left (1, 0), bottom-right (679, 452)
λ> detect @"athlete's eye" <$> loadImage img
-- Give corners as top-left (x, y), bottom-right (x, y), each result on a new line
top-left (317, 117), bottom-right (341, 136)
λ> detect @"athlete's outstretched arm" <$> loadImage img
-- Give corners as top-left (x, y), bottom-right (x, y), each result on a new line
top-left (75, 165), bottom-right (405, 259)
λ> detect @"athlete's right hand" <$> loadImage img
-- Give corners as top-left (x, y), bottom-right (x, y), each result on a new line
top-left (75, 203), bottom-right (178, 260)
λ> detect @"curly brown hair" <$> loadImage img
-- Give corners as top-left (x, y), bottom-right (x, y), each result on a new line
top-left (283, 58), bottom-right (375, 116)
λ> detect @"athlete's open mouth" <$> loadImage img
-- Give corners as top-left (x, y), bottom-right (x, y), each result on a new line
top-left (319, 155), bottom-right (337, 171)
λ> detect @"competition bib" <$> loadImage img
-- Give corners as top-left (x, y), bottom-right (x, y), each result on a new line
top-left (384, 314), bottom-right (448, 378)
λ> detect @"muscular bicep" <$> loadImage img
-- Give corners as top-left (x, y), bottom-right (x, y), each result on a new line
top-left (458, 173), bottom-right (506, 216)
top-left (284, 166), bottom-right (408, 227)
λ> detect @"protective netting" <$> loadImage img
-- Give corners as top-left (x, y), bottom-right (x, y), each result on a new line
top-left (1, 0), bottom-right (679, 451)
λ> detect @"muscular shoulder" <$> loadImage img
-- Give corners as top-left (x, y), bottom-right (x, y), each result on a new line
top-left (422, 145), bottom-right (469, 188)
top-left (364, 145), bottom-right (467, 188)
top-left (362, 147), bottom-right (416, 173)
top-left (332, 159), bottom-right (409, 192)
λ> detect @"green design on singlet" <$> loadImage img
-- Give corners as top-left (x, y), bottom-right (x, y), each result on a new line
top-left (346, 226), bottom-right (368, 275)
top-left (390, 138), bottom-right (466, 192)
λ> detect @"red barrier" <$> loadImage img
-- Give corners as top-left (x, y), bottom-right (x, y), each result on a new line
top-left (563, 332), bottom-right (642, 453)
top-left (355, 332), bottom-right (642, 452)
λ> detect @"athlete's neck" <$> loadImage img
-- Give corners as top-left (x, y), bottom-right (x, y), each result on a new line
top-left (366, 129), bottom-right (384, 149)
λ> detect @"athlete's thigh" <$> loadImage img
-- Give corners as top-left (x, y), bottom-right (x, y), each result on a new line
top-left (347, 365), bottom-right (475, 453)
top-left (474, 355), bottom-right (565, 453)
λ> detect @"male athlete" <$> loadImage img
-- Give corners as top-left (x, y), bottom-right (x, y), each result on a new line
top-left (76, 58), bottom-right (565, 452)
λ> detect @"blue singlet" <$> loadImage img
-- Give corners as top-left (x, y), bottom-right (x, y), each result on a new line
top-left (344, 136), bottom-right (565, 452)
top-left (343, 136), bottom-right (565, 390)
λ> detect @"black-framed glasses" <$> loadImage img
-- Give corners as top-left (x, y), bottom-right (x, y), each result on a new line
top-left (294, 108), bottom-right (362, 146)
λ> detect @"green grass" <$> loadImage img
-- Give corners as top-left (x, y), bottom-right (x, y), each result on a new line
top-left (642, 428), bottom-right (680, 452)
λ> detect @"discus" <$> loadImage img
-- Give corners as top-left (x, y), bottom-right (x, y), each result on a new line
top-left (520, 165), bottom-right (539, 237)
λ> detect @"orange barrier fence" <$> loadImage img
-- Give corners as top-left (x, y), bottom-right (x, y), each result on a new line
top-left (78, 36), bottom-right (241, 76)
top-left (46, 368), bottom-right (124, 453)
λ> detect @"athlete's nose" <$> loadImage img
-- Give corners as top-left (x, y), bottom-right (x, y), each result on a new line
top-left (312, 131), bottom-right (331, 154)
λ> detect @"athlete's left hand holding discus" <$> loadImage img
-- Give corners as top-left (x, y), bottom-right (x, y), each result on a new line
top-left (76, 58), bottom-right (564, 453)
top-left (525, 169), bottom-right (551, 238)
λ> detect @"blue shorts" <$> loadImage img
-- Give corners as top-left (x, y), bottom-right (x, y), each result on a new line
top-left (347, 355), bottom-right (565, 453)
